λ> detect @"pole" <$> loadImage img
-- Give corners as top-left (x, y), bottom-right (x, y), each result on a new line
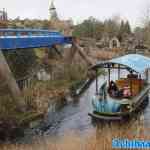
top-left (130, 79), bottom-right (133, 97)
top-left (108, 66), bottom-right (111, 85)
top-left (118, 64), bottom-right (120, 80)
top-left (96, 69), bottom-right (98, 95)
top-left (139, 74), bottom-right (142, 91)
top-left (146, 69), bottom-right (149, 83)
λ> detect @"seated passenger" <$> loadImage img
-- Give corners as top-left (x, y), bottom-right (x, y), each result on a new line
top-left (123, 85), bottom-right (131, 98)
top-left (127, 72), bottom-right (138, 79)
top-left (108, 81), bottom-right (119, 97)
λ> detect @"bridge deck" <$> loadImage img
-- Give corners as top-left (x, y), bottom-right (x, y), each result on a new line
top-left (0, 29), bottom-right (72, 50)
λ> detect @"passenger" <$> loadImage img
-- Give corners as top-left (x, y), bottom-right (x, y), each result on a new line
top-left (108, 81), bottom-right (119, 97)
top-left (123, 85), bottom-right (131, 98)
top-left (127, 72), bottom-right (138, 79)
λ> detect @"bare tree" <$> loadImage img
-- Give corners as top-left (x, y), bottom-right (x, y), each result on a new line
top-left (140, 2), bottom-right (150, 27)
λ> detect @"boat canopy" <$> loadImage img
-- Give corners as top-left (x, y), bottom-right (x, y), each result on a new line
top-left (91, 54), bottom-right (150, 73)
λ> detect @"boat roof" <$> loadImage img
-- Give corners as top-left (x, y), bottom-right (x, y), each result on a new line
top-left (91, 54), bottom-right (150, 73)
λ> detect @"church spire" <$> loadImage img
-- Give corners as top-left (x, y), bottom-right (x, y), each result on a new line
top-left (49, 0), bottom-right (58, 21)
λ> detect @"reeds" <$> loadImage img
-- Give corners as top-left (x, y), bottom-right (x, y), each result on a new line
top-left (1, 114), bottom-right (149, 150)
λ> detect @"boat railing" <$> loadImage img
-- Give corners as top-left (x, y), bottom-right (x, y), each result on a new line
top-left (132, 84), bottom-right (150, 102)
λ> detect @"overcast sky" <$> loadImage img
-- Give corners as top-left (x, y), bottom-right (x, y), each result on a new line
top-left (0, 0), bottom-right (149, 27)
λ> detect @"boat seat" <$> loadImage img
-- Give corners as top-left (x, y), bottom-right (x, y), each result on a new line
top-left (116, 78), bottom-right (144, 96)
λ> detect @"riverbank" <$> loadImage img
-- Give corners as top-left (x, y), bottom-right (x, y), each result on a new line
top-left (1, 117), bottom-right (147, 150)
top-left (0, 42), bottom-right (107, 141)
top-left (0, 58), bottom-right (106, 142)
top-left (0, 69), bottom-right (149, 147)
top-left (20, 67), bottom-right (105, 129)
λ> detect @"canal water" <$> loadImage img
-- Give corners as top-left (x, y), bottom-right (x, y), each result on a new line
top-left (19, 70), bottom-right (150, 143)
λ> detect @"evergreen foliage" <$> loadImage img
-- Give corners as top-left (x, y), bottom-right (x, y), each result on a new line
top-left (73, 17), bottom-right (132, 41)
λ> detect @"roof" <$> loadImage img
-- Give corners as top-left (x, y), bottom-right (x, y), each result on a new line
top-left (91, 54), bottom-right (150, 73)
top-left (50, 1), bottom-right (56, 10)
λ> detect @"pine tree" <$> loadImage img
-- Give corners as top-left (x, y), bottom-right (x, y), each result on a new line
top-left (118, 20), bottom-right (125, 41)
top-left (124, 21), bottom-right (131, 34)
top-left (118, 20), bottom-right (132, 41)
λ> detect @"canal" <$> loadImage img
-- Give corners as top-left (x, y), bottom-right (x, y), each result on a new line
top-left (19, 69), bottom-right (150, 143)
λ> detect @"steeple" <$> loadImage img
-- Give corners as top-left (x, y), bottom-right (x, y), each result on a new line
top-left (49, 0), bottom-right (58, 21)
top-left (0, 8), bottom-right (8, 21)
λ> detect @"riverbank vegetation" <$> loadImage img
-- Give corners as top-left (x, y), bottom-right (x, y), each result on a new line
top-left (21, 48), bottom-right (90, 113)
top-left (0, 116), bottom-right (148, 150)
top-left (73, 16), bottom-right (131, 41)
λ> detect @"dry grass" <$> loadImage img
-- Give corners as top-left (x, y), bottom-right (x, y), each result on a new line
top-left (0, 134), bottom-right (112, 150)
top-left (1, 115), bottom-right (150, 150)
top-left (90, 50), bottom-right (117, 61)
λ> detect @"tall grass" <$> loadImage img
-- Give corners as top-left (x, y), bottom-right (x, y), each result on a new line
top-left (1, 115), bottom-right (149, 150)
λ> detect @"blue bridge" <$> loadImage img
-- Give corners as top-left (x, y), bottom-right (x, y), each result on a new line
top-left (0, 29), bottom-right (72, 50)
top-left (0, 28), bottom-right (73, 105)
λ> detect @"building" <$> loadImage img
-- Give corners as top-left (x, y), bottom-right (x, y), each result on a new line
top-left (49, 1), bottom-right (73, 36)
top-left (49, 1), bottom-right (58, 21)
top-left (0, 8), bottom-right (7, 21)
top-left (109, 37), bottom-right (121, 49)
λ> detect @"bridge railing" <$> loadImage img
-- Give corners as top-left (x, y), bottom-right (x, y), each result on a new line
top-left (0, 29), bottom-right (73, 50)
top-left (0, 29), bottom-right (61, 36)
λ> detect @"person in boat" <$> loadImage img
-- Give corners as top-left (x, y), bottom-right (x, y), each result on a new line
top-left (127, 73), bottom-right (138, 79)
top-left (108, 80), bottom-right (119, 97)
top-left (123, 84), bottom-right (131, 98)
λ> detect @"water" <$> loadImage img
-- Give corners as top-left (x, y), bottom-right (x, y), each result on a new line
top-left (19, 72), bottom-right (103, 143)
top-left (19, 70), bottom-right (150, 143)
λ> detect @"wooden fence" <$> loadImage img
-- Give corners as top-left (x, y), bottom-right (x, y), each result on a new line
top-left (16, 73), bottom-right (37, 90)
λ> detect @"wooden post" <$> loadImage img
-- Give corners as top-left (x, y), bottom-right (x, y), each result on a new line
top-left (95, 69), bottom-right (98, 95)
top-left (130, 79), bottom-right (133, 97)
top-left (146, 69), bottom-right (149, 83)
top-left (139, 74), bottom-right (142, 91)
top-left (108, 66), bottom-right (111, 85)
top-left (0, 50), bottom-right (24, 108)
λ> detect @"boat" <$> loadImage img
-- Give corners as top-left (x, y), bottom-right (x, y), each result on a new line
top-left (88, 54), bottom-right (150, 120)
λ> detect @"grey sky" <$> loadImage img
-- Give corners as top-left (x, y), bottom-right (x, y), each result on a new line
top-left (0, 0), bottom-right (149, 27)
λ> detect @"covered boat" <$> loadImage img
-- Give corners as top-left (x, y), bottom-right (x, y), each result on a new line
top-left (89, 54), bottom-right (150, 120)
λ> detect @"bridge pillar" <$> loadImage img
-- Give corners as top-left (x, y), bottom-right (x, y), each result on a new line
top-left (72, 38), bottom-right (94, 66)
top-left (0, 50), bottom-right (24, 109)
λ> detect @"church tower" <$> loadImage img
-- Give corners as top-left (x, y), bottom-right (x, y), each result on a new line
top-left (49, 0), bottom-right (59, 21)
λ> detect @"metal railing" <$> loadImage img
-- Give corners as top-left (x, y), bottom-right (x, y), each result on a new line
top-left (0, 28), bottom-right (72, 50)
top-left (0, 28), bottom-right (60, 36)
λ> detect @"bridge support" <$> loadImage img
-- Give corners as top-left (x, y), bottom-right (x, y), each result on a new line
top-left (72, 38), bottom-right (94, 66)
top-left (70, 38), bottom-right (96, 79)
top-left (0, 50), bottom-right (24, 109)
